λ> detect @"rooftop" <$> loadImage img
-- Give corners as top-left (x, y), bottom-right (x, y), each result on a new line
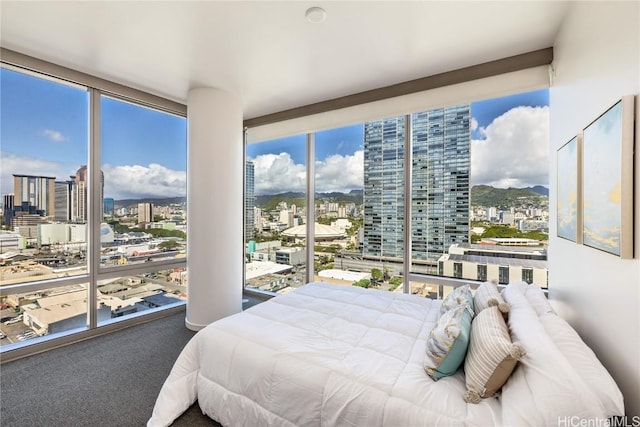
top-left (282, 223), bottom-right (345, 239)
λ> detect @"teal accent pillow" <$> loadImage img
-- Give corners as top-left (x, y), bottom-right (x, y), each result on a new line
top-left (424, 304), bottom-right (473, 380)
top-left (440, 284), bottom-right (474, 315)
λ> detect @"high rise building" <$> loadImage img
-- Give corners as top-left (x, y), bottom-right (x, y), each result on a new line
top-left (103, 198), bottom-right (115, 217)
top-left (411, 105), bottom-right (470, 263)
top-left (54, 180), bottom-right (76, 222)
top-left (73, 165), bottom-right (105, 222)
top-left (3, 194), bottom-right (14, 228)
top-left (363, 105), bottom-right (471, 263)
top-left (245, 161), bottom-right (255, 241)
top-left (13, 174), bottom-right (56, 217)
top-left (138, 202), bottom-right (154, 224)
top-left (362, 117), bottom-right (406, 258)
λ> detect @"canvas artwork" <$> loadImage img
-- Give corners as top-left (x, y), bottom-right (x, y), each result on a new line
top-left (582, 96), bottom-right (635, 258)
top-left (557, 135), bottom-right (581, 243)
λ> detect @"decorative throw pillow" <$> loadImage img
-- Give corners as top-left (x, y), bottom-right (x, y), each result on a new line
top-left (440, 284), bottom-right (473, 315)
top-left (424, 304), bottom-right (473, 380)
top-left (473, 280), bottom-right (509, 318)
top-left (463, 305), bottom-right (526, 403)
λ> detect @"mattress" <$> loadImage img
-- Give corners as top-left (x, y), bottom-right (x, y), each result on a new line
top-left (148, 282), bottom-right (502, 426)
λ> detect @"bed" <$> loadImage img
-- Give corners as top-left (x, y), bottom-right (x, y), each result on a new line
top-left (148, 281), bottom-right (624, 426)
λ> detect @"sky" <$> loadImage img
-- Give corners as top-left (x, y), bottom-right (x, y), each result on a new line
top-left (1, 67), bottom-right (187, 200)
top-left (248, 89), bottom-right (549, 194)
top-left (1, 66), bottom-right (549, 200)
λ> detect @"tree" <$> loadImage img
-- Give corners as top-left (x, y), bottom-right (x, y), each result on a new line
top-left (371, 268), bottom-right (383, 282)
top-left (388, 276), bottom-right (403, 291)
top-left (158, 240), bottom-right (180, 251)
top-left (353, 279), bottom-right (370, 288)
top-left (316, 217), bottom-right (333, 225)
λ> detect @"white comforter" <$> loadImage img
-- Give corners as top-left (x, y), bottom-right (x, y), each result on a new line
top-left (148, 282), bottom-right (502, 426)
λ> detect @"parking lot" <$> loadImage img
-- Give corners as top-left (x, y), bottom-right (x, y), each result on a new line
top-left (0, 308), bottom-right (38, 345)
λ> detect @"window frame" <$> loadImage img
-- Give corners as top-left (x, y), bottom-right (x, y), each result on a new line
top-left (0, 53), bottom-right (187, 360)
top-left (246, 102), bottom-right (547, 295)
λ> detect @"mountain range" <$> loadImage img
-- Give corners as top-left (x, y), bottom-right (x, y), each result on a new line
top-left (470, 185), bottom-right (548, 209)
top-left (114, 186), bottom-right (548, 210)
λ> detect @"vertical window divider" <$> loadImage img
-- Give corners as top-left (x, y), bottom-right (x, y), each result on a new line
top-left (403, 114), bottom-right (413, 294)
top-left (306, 132), bottom-right (315, 284)
top-left (242, 127), bottom-right (248, 290)
top-left (87, 89), bottom-right (101, 329)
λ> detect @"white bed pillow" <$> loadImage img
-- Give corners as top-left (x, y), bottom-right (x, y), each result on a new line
top-left (538, 313), bottom-right (624, 416)
top-left (524, 283), bottom-right (555, 316)
top-left (500, 283), bottom-right (608, 424)
top-left (501, 282), bottom-right (622, 415)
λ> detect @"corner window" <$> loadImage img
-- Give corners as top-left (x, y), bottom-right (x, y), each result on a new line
top-left (244, 89), bottom-right (549, 297)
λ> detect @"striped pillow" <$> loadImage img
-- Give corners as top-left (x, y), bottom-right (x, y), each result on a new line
top-left (463, 305), bottom-right (526, 403)
top-left (473, 280), bottom-right (509, 317)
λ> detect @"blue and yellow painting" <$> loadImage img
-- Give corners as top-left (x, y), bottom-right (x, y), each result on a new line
top-left (557, 136), bottom-right (578, 242)
top-left (582, 100), bottom-right (623, 256)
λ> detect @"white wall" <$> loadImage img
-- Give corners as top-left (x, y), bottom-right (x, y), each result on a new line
top-left (550, 1), bottom-right (639, 417)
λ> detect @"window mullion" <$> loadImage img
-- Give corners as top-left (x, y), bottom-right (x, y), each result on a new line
top-left (402, 114), bottom-right (413, 294)
top-left (87, 88), bottom-right (101, 329)
top-left (306, 133), bottom-right (316, 284)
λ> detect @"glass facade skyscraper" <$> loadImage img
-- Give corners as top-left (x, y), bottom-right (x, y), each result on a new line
top-left (363, 117), bottom-right (406, 258)
top-left (363, 104), bottom-right (471, 263)
top-left (245, 161), bottom-right (255, 241)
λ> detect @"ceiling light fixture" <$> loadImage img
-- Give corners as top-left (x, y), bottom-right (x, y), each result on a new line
top-left (305, 6), bottom-right (327, 24)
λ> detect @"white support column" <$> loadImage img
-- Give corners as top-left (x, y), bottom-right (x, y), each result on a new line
top-left (186, 88), bottom-right (243, 331)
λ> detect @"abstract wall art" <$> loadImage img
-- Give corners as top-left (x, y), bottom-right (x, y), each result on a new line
top-left (557, 134), bottom-right (582, 243)
top-left (582, 95), bottom-right (635, 258)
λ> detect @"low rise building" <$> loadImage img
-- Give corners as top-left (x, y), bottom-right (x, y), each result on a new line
top-left (439, 243), bottom-right (547, 287)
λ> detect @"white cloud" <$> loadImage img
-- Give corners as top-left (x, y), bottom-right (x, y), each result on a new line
top-left (0, 151), bottom-right (77, 195)
top-left (471, 106), bottom-right (549, 188)
top-left (316, 150), bottom-right (363, 192)
top-left (102, 163), bottom-right (186, 200)
top-left (250, 150), bottom-right (364, 195)
top-left (470, 117), bottom-right (478, 132)
top-left (0, 154), bottom-right (187, 201)
top-left (251, 152), bottom-right (306, 194)
top-left (42, 129), bottom-right (68, 142)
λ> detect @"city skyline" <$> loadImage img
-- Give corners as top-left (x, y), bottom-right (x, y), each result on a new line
top-left (1, 66), bottom-right (549, 199)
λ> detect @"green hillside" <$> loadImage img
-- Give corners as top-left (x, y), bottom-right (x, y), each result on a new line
top-left (471, 185), bottom-right (547, 209)
top-left (255, 190), bottom-right (363, 211)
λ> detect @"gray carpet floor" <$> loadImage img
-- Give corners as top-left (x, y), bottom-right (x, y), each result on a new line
top-left (1, 297), bottom-right (264, 427)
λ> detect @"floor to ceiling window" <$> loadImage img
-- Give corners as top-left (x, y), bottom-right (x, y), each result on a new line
top-left (0, 64), bottom-right (187, 351)
top-left (314, 125), bottom-right (371, 288)
top-left (244, 134), bottom-right (307, 293)
top-left (244, 89), bottom-right (549, 296)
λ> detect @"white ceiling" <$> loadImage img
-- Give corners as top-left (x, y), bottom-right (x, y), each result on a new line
top-left (0, 1), bottom-right (571, 120)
